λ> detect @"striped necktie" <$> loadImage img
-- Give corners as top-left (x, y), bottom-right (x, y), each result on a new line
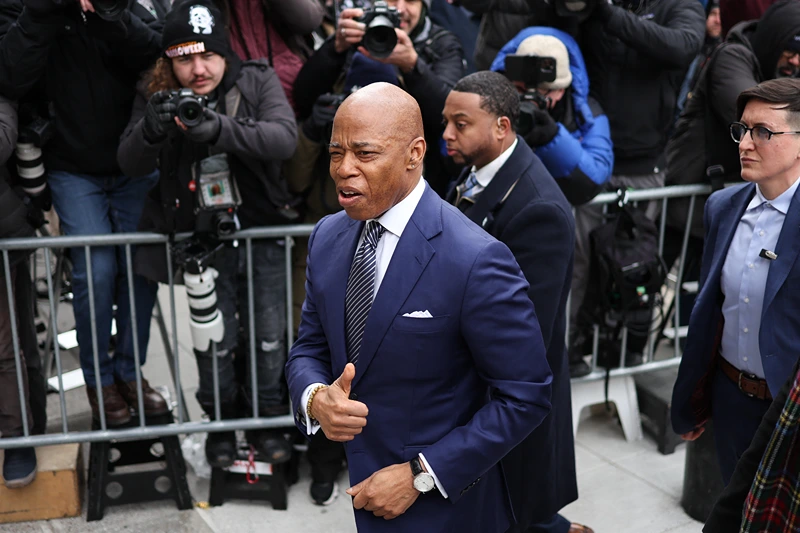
top-left (345, 221), bottom-right (385, 364)
top-left (455, 171), bottom-right (480, 211)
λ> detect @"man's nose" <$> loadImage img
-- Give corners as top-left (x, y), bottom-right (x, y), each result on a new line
top-left (442, 122), bottom-right (455, 141)
top-left (790, 54), bottom-right (800, 67)
top-left (739, 131), bottom-right (756, 151)
top-left (395, 0), bottom-right (406, 13)
top-left (336, 152), bottom-right (359, 178)
top-left (191, 58), bottom-right (206, 75)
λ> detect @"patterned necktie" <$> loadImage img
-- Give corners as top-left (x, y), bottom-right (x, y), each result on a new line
top-left (455, 171), bottom-right (480, 211)
top-left (345, 221), bottom-right (386, 364)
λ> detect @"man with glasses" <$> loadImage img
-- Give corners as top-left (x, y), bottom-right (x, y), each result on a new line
top-left (671, 78), bottom-right (800, 484)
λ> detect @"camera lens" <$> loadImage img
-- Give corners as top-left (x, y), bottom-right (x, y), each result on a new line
top-left (92, 0), bottom-right (127, 21)
top-left (362, 16), bottom-right (398, 59)
top-left (213, 211), bottom-right (236, 236)
top-left (177, 99), bottom-right (205, 128)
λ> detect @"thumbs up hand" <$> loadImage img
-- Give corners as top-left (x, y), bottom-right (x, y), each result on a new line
top-left (311, 363), bottom-right (369, 442)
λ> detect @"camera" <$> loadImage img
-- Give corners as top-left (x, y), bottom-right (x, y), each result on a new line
top-left (357, 1), bottom-right (401, 59)
top-left (193, 154), bottom-right (242, 238)
top-left (15, 116), bottom-right (54, 199)
top-left (92, 0), bottom-right (128, 21)
top-left (505, 55), bottom-right (557, 87)
top-left (168, 88), bottom-right (208, 128)
top-left (517, 92), bottom-right (552, 137)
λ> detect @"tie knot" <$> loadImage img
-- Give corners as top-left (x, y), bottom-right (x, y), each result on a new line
top-left (458, 171), bottom-right (480, 200)
top-left (365, 221), bottom-right (385, 249)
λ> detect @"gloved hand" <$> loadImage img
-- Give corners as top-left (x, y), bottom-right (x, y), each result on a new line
top-left (523, 108), bottom-right (560, 147)
top-left (142, 90), bottom-right (177, 144)
top-left (302, 93), bottom-right (342, 143)
top-left (182, 108), bottom-right (222, 145)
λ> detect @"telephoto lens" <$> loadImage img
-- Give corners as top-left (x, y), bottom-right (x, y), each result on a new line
top-left (92, 0), bottom-right (128, 21)
top-left (183, 267), bottom-right (225, 352)
top-left (359, 1), bottom-right (401, 59)
top-left (15, 142), bottom-right (47, 197)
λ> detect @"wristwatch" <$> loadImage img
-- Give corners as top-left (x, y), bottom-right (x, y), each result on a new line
top-left (410, 456), bottom-right (435, 493)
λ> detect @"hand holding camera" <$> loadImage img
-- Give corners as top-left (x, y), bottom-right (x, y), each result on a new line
top-left (359, 28), bottom-right (418, 73)
top-left (304, 93), bottom-right (346, 143)
top-left (179, 108), bottom-right (221, 145)
top-left (523, 108), bottom-right (559, 147)
top-left (334, 8), bottom-right (366, 54)
top-left (335, 2), bottom-right (413, 68)
top-left (142, 90), bottom-right (178, 144)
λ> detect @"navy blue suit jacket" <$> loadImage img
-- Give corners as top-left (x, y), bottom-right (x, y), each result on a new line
top-left (286, 184), bottom-right (553, 532)
top-left (672, 183), bottom-right (800, 435)
top-left (447, 139), bottom-right (578, 527)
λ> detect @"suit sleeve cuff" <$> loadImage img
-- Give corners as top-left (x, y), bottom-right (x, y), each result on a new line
top-left (418, 452), bottom-right (448, 499)
top-left (300, 382), bottom-right (326, 435)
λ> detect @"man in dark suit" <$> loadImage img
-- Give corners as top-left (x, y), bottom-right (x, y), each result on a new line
top-left (443, 71), bottom-right (586, 533)
top-left (285, 82), bottom-right (554, 533)
top-left (672, 78), bottom-right (800, 484)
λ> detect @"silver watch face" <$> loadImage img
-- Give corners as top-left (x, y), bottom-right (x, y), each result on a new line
top-left (413, 472), bottom-right (435, 493)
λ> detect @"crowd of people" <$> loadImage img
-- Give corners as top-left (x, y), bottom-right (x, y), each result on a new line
top-left (1, 0), bottom-right (800, 531)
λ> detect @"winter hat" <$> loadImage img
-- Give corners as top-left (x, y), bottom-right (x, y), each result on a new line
top-left (162, 0), bottom-right (230, 59)
top-left (515, 35), bottom-right (572, 90)
top-left (344, 52), bottom-right (400, 93)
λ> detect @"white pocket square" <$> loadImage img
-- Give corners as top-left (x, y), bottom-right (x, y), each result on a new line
top-left (402, 310), bottom-right (433, 318)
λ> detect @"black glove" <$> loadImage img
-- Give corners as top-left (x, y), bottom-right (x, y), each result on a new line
top-left (182, 108), bottom-right (222, 145)
top-left (302, 93), bottom-right (342, 143)
top-left (142, 90), bottom-right (177, 144)
top-left (523, 108), bottom-right (560, 147)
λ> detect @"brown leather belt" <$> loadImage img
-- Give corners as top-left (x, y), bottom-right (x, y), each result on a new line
top-left (718, 357), bottom-right (772, 401)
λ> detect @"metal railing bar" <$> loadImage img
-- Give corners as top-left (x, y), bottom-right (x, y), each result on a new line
top-left (125, 244), bottom-right (146, 427)
top-left (85, 245), bottom-right (106, 431)
top-left (44, 247), bottom-right (68, 433)
top-left (246, 238), bottom-right (258, 419)
top-left (4, 250), bottom-right (30, 437)
top-left (166, 242), bottom-right (185, 424)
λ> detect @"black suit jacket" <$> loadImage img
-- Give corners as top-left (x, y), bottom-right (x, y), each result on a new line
top-left (447, 138), bottom-right (578, 527)
top-left (703, 357), bottom-right (800, 532)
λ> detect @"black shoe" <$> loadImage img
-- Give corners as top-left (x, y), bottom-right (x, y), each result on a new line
top-left (2, 447), bottom-right (37, 489)
top-left (625, 351), bottom-right (644, 367)
top-left (205, 431), bottom-right (236, 468)
top-left (569, 359), bottom-right (592, 378)
top-left (310, 480), bottom-right (338, 506)
top-left (250, 430), bottom-right (292, 464)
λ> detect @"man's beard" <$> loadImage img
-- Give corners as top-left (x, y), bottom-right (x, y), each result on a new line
top-left (776, 65), bottom-right (799, 78)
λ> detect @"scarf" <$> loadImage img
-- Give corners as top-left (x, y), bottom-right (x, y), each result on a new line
top-left (742, 366), bottom-right (800, 532)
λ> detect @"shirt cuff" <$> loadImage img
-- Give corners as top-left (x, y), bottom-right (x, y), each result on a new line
top-left (418, 452), bottom-right (448, 499)
top-left (300, 382), bottom-right (326, 436)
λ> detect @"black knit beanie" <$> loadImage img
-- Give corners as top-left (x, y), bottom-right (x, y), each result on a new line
top-left (161, 0), bottom-right (230, 59)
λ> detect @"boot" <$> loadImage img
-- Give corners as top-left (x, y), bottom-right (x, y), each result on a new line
top-left (205, 431), bottom-right (237, 468)
top-left (86, 384), bottom-right (131, 426)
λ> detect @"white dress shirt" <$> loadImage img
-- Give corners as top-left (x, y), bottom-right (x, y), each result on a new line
top-left (466, 138), bottom-right (518, 197)
top-left (298, 178), bottom-right (448, 497)
top-left (720, 176), bottom-right (800, 378)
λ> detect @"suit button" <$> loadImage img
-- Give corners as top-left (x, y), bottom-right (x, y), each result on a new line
top-left (349, 392), bottom-right (358, 401)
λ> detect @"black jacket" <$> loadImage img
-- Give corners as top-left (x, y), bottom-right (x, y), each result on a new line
top-left (666, 0), bottom-right (800, 237)
top-left (703, 358), bottom-right (800, 532)
top-left (460, 0), bottom-right (577, 71)
top-left (292, 18), bottom-right (465, 195)
top-left (446, 139), bottom-right (577, 527)
top-left (581, 0), bottom-right (705, 175)
top-left (0, 0), bottom-right (167, 176)
top-left (118, 59), bottom-right (297, 283)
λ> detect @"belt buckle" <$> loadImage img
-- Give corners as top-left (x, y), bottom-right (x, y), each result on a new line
top-left (737, 371), bottom-right (757, 398)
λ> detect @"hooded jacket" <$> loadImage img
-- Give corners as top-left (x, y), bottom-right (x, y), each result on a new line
top-left (491, 26), bottom-right (613, 205)
top-left (665, 0), bottom-right (800, 237)
top-left (580, 0), bottom-right (705, 175)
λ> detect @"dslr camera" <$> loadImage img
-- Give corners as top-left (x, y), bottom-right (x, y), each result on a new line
top-left (357, 1), bottom-right (401, 59)
top-left (15, 114), bottom-right (54, 201)
top-left (504, 55), bottom-right (557, 136)
top-left (168, 88), bottom-right (208, 128)
top-left (193, 154), bottom-right (241, 238)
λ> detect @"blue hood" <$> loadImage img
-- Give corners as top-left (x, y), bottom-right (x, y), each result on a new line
top-left (490, 27), bottom-right (595, 133)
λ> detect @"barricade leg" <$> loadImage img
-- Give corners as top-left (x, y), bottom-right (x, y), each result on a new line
top-left (571, 375), bottom-right (643, 442)
top-left (207, 441), bottom-right (289, 510)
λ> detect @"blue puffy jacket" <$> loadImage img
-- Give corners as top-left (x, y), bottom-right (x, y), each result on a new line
top-left (491, 27), bottom-right (613, 205)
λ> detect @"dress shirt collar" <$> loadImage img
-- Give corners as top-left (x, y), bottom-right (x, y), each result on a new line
top-left (471, 138), bottom-right (518, 189)
top-left (750, 175), bottom-right (800, 214)
top-left (371, 177), bottom-right (426, 239)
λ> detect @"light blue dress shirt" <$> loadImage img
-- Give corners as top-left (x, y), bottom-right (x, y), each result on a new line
top-left (720, 177), bottom-right (800, 378)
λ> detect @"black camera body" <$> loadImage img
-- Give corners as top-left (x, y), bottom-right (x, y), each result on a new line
top-left (517, 92), bottom-right (552, 137)
top-left (168, 88), bottom-right (208, 128)
top-left (193, 154), bottom-right (241, 239)
top-left (357, 1), bottom-right (401, 59)
top-left (505, 54), bottom-right (557, 87)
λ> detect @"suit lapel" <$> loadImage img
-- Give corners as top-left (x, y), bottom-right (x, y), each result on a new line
top-left (706, 184), bottom-right (755, 284)
top-left (325, 217), bottom-right (362, 369)
top-left (351, 186), bottom-right (442, 389)
top-left (763, 184), bottom-right (800, 313)
top-left (445, 167), bottom-right (470, 205)
top-left (464, 139), bottom-right (530, 229)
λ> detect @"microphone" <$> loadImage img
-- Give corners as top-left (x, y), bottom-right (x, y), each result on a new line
top-left (759, 249), bottom-right (778, 261)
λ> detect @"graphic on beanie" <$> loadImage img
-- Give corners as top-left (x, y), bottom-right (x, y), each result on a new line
top-left (189, 5), bottom-right (214, 34)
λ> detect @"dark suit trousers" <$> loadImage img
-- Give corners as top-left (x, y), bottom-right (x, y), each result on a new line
top-left (710, 368), bottom-right (772, 484)
top-left (308, 431), bottom-right (346, 483)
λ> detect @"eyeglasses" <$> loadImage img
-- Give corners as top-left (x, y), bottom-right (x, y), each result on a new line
top-left (729, 122), bottom-right (800, 145)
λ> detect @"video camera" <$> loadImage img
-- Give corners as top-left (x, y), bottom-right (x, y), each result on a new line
top-left (357, 1), bottom-right (401, 59)
top-left (168, 89), bottom-right (208, 128)
top-left (505, 55), bottom-right (557, 136)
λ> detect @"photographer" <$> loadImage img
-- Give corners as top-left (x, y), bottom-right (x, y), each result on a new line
top-left (0, 0), bottom-right (169, 423)
top-left (118, 0), bottom-right (298, 468)
top-left (292, 0), bottom-right (465, 195)
top-left (0, 95), bottom-right (46, 488)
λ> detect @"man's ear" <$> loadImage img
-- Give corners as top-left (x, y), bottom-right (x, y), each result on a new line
top-left (408, 136), bottom-right (426, 169)
top-left (496, 116), bottom-right (514, 140)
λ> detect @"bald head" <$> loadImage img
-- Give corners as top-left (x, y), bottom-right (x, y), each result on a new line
top-left (328, 83), bottom-right (427, 221)
top-left (337, 82), bottom-right (424, 144)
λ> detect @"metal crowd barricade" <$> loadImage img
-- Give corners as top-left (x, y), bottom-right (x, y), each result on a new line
top-left (0, 184), bottom-right (715, 451)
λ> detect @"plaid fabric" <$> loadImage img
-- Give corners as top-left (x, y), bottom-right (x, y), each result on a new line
top-left (742, 367), bottom-right (800, 532)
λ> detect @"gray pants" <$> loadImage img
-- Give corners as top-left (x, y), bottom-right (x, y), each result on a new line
top-left (569, 171), bottom-right (665, 349)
